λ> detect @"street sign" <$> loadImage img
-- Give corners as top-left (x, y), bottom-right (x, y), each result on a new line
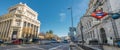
top-left (91, 10), bottom-right (108, 19)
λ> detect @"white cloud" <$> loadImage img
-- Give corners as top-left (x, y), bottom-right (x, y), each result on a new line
top-left (59, 13), bottom-right (66, 22)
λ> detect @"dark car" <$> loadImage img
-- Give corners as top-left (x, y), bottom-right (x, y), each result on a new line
top-left (32, 38), bottom-right (40, 44)
top-left (0, 40), bottom-right (3, 44)
top-left (62, 40), bottom-right (68, 43)
top-left (50, 39), bottom-right (58, 43)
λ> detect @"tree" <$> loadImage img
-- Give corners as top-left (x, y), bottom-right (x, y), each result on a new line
top-left (45, 30), bottom-right (54, 40)
top-left (49, 30), bottom-right (53, 34)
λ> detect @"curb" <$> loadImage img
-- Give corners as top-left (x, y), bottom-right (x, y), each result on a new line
top-left (70, 43), bottom-right (84, 50)
top-left (75, 44), bottom-right (84, 50)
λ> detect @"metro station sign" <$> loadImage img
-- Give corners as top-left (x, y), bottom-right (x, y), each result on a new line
top-left (91, 10), bottom-right (108, 19)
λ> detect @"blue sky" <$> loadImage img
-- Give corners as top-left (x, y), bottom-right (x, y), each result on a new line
top-left (0, 0), bottom-right (89, 37)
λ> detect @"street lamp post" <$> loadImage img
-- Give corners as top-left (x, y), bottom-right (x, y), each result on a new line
top-left (68, 7), bottom-right (73, 27)
top-left (68, 7), bottom-right (76, 42)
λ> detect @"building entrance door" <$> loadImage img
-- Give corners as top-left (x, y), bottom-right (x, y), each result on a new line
top-left (12, 31), bottom-right (18, 40)
top-left (100, 28), bottom-right (107, 44)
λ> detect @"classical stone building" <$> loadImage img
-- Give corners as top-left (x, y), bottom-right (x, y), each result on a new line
top-left (0, 2), bottom-right (40, 41)
top-left (77, 0), bottom-right (120, 45)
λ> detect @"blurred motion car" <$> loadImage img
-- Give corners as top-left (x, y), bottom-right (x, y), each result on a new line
top-left (50, 39), bottom-right (59, 43)
top-left (40, 40), bottom-right (51, 45)
top-left (62, 40), bottom-right (69, 43)
top-left (0, 40), bottom-right (4, 45)
top-left (32, 38), bottom-right (40, 44)
top-left (12, 39), bottom-right (23, 45)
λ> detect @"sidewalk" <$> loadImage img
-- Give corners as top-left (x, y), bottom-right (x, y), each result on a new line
top-left (103, 45), bottom-right (120, 50)
top-left (70, 42), bottom-right (84, 50)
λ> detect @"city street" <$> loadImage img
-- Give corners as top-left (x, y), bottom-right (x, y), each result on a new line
top-left (0, 43), bottom-right (70, 50)
top-left (0, 0), bottom-right (120, 50)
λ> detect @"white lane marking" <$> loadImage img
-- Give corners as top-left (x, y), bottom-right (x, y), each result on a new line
top-left (33, 46), bottom-right (45, 50)
top-left (48, 45), bottom-right (62, 50)
top-left (49, 44), bottom-right (67, 50)
top-left (6, 46), bottom-right (45, 50)
top-left (6, 48), bottom-right (22, 50)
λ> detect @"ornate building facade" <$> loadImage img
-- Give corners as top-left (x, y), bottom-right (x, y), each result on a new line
top-left (0, 2), bottom-right (40, 41)
top-left (77, 0), bottom-right (120, 45)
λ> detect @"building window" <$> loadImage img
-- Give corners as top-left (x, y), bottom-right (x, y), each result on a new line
top-left (24, 22), bottom-right (26, 27)
top-left (93, 30), bottom-right (95, 37)
top-left (15, 20), bottom-right (21, 26)
top-left (27, 10), bottom-right (36, 17)
top-left (90, 31), bottom-right (92, 38)
top-left (16, 15), bottom-right (21, 18)
top-left (28, 23), bottom-right (30, 27)
top-left (16, 22), bottom-right (20, 26)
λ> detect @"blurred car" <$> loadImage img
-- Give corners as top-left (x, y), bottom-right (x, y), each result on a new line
top-left (32, 38), bottom-right (40, 44)
top-left (51, 39), bottom-right (58, 43)
top-left (40, 40), bottom-right (51, 45)
top-left (0, 40), bottom-right (4, 45)
top-left (4, 41), bottom-right (12, 45)
top-left (0, 40), bottom-right (3, 43)
top-left (12, 39), bottom-right (23, 45)
top-left (62, 40), bottom-right (68, 43)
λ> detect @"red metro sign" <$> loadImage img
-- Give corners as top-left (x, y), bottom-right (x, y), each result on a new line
top-left (91, 10), bottom-right (108, 19)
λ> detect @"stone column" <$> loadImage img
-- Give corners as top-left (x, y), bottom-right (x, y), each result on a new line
top-left (7, 20), bottom-right (12, 40)
top-left (36, 26), bottom-right (39, 38)
top-left (2, 22), bottom-right (4, 39)
top-left (33, 25), bottom-right (35, 38)
top-left (34, 25), bottom-right (36, 38)
top-left (1, 22), bottom-right (5, 40)
top-left (4, 21), bottom-right (9, 40)
top-left (31, 24), bottom-right (33, 38)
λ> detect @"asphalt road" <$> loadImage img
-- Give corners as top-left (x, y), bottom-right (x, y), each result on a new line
top-left (0, 43), bottom-right (70, 50)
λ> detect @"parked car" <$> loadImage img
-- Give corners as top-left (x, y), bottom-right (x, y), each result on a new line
top-left (40, 40), bottom-right (51, 45)
top-left (32, 38), bottom-right (40, 44)
top-left (51, 39), bottom-right (58, 43)
top-left (12, 39), bottom-right (23, 45)
top-left (4, 41), bottom-right (12, 45)
top-left (0, 40), bottom-right (4, 45)
top-left (62, 40), bottom-right (68, 43)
